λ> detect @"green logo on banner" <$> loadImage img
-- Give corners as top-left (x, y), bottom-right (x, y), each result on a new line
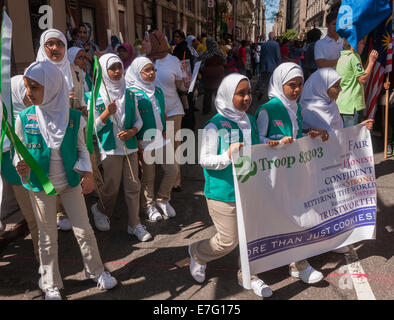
top-left (235, 156), bottom-right (258, 184)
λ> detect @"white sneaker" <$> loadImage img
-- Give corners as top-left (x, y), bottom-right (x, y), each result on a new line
top-left (128, 224), bottom-right (152, 242)
top-left (332, 246), bottom-right (350, 254)
top-left (188, 245), bottom-right (206, 283)
top-left (91, 203), bottom-right (110, 232)
top-left (44, 287), bottom-right (62, 300)
top-left (239, 278), bottom-right (273, 298)
top-left (146, 205), bottom-right (163, 222)
top-left (157, 201), bottom-right (176, 218)
top-left (57, 218), bottom-right (72, 231)
top-left (95, 271), bottom-right (118, 290)
top-left (290, 266), bottom-right (324, 284)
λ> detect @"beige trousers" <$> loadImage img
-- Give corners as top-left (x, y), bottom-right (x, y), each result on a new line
top-left (190, 199), bottom-right (239, 265)
top-left (31, 185), bottom-right (104, 290)
top-left (191, 198), bottom-right (311, 273)
top-left (166, 114), bottom-right (183, 188)
top-left (98, 153), bottom-right (141, 228)
top-left (12, 185), bottom-right (39, 260)
top-left (140, 147), bottom-right (178, 209)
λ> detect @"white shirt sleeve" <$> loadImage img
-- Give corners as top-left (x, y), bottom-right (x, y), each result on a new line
top-left (133, 100), bottom-right (143, 132)
top-left (256, 109), bottom-right (272, 144)
top-left (314, 39), bottom-right (325, 60)
top-left (174, 57), bottom-right (184, 81)
top-left (13, 118), bottom-right (30, 184)
top-left (73, 116), bottom-right (93, 174)
top-left (199, 123), bottom-right (232, 171)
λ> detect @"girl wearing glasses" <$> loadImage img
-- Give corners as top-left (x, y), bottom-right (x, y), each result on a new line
top-left (87, 54), bottom-right (152, 243)
top-left (37, 29), bottom-right (75, 232)
top-left (125, 57), bottom-right (178, 224)
top-left (14, 61), bottom-right (117, 300)
top-left (255, 62), bottom-right (328, 285)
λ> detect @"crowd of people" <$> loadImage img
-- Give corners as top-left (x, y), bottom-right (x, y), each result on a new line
top-left (1, 10), bottom-right (393, 300)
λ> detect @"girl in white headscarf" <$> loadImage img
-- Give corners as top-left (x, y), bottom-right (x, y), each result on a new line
top-left (301, 68), bottom-right (344, 131)
top-left (125, 56), bottom-right (178, 224)
top-left (301, 68), bottom-right (374, 133)
top-left (188, 73), bottom-right (273, 299)
top-left (37, 29), bottom-right (74, 91)
top-left (2, 75), bottom-right (39, 261)
top-left (255, 62), bottom-right (327, 285)
top-left (67, 47), bottom-right (89, 115)
top-left (88, 54), bottom-right (151, 243)
top-left (14, 61), bottom-right (117, 300)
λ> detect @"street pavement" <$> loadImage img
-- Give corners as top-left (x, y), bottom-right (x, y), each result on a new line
top-left (0, 80), bottom-right (394, 301)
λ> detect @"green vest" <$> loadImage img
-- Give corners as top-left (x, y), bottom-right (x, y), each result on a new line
top-left (1, 150), bottom-right (22, 186)
top-left (129, 87), bottom-right (166, 141)
top-left (85, 89), bottom-right (138, 151)
top-left (19, 106), bottom-right (82, 192)
top-left (255, 97), bottom-right (303, 139)
top-left (203, 114), bottom-right (260, 203)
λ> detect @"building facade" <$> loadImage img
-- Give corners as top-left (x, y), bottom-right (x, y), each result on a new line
top-left (4, 0), bottom-right (262, 74)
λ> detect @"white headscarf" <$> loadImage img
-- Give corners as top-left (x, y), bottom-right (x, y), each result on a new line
top-left (24, 61), bottom-right (70, 150)
top-left (11, 75), bottom-right (27, 118)
top-left (215, 73), bottom-right (252, 145)
top-left (37, 29), bottom-right (74, 91)
top-left (67, 47), bottom-right (84, 66)
top-left (268, 62), bottom-right (304, 138)
top-left (186, 35), bottom-right (199, 58)
top-left (99, 54), bottom-right (126, 128)
top-left (125, 57), bottom-right (156, 99)
top-left (300, 68), bottom-right (343, 131)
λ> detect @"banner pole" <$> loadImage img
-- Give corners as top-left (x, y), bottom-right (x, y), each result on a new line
top-left (384, 74), bottom-right (389, 159)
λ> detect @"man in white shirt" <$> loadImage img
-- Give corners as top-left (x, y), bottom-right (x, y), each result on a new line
top-left (314, 11), bottom-right (344, 69)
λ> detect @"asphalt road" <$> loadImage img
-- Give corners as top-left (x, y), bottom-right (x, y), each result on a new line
top-left (0, 84), bottom-right (393, 301)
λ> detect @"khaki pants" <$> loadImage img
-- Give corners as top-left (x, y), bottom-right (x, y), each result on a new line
top-left (191, 198), bottom-right (311, 274)
top-left (167, 115), bottom-right (183, 188)
top-left (190, 199), bottom-right (239, 265)
top-left (12, 185), bottom-right (39, 260)
top-left (140, 147), bottom-right (178, 209)
top-left (98, 153), bottom-right (141, 228)
top-left (30, 185), bottom-right (104, 291)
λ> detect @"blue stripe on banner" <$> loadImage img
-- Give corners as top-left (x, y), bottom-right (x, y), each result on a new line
top-left (247, 206), bottom-right (376, 262)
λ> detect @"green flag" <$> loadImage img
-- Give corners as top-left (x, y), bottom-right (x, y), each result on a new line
top-left (86, 56), bottom-right (102, 154)
top-left (0, 9), bottom-right (56, 196)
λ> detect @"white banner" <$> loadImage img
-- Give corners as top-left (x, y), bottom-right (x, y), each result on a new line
top-left (233, 125), bottom-right (376, 288)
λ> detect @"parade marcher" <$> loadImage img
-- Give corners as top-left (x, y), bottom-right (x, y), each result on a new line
top-left (105, 35), bottom-right (121, 54)
top-left (0, 75), bottom-right (39, 261)
top-left (37, 29), bottom-right (74, 91)
top-left (172, 30), bottom-right (193, 67)
top-left (300, 67), bottom-right (373, 254)
top-left (15, 61), bottom-right (117, 300)
top-left (77, 23), bottom-right (101, 75)
top-left (148, 29), bottom-right (185, 194)
top-left (201, 37), bottom-right (226, 115)
top-left (255, 62), bottom-right (327, 284)
top-left (300, 68), bottom-right (344, 131)
top-left (37, 28), bottom-right (75, 232)
top-left (68, 47), bottom-right (89, 116)
top-left (188, 73), bottom-right (273, 298)
top-left (87, 54), bottom-right (152, 242)
top-left (117, 43), bottom-right (134, 72)
top-left (186, 35), bottom-right (200, 66)
top-left (336, 39), bottom-right (378, 127)
top-left (126, 57), bottom-right (178, 222)
top-left (314, 12), bottom-right (343, 69)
